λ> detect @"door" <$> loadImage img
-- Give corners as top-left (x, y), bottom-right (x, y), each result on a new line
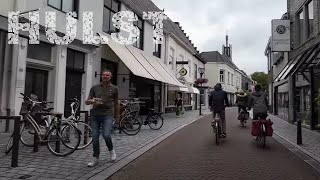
top-left (64, 70), bottom-right (83, 117)
top-left (25, 68), bottom-right (48, 101)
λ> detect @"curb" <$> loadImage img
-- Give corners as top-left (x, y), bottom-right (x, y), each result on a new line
top-left (273, 131), bottom-right (320, 173)
top-left (88, 113), bottom-right (211, 180)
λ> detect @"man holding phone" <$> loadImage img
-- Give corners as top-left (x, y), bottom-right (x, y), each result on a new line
top-left (86, 69), bottom-right (120, 167)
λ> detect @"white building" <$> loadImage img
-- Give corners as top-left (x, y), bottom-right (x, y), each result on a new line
top-left (0, 0), bottom-right (204, 118)
top-left (201, 35), bottom-right (244, 105)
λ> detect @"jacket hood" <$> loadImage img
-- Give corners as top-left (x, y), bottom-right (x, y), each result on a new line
top-left (252, 91), bottom-right (263, 97)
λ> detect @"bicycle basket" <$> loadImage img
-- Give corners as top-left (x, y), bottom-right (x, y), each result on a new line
top-left (128, 102), bottom-right (140, 118)
top-left (20, 101), bottom-right (32, 115)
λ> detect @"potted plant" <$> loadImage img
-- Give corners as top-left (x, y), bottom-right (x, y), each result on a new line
top-left (194, 78), bottom-right (208, 86)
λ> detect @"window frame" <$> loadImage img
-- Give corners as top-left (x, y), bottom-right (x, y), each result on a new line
top-left (66, 48), bottom-right (85, 71)
top-left (103, 0), bottom-right (120, 34)
top-left (219, 70), bottom-right (225, 83)
top-left (133, 15), bottom-right (144, 50)
top-left (47, 0), bottom-right (79, 14)
top-left (153, 43), bottom-right (161, 58)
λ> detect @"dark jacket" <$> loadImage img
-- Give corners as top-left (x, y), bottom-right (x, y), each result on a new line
top-left (248, 91), bottom-right (268, 114)
top-left (209, 85), bottom-right (229, 112)
top-left (236, 94), bottom-right (248, 107)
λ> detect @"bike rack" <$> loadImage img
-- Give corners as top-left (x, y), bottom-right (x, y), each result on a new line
top-left (0, 115), bottom-right (21, 167)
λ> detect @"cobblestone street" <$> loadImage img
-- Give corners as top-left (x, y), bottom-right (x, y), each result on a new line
top-left (0, 110), bottom-right (210, 180)
top-left (108, 108), bottom-right (320, 180)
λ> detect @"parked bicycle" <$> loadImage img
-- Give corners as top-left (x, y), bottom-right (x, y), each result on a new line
top-left (113, 100), bottom-right (141, 136)
top-left (137, 108), bottom-right (164, 130)
top-left (5, 93), bottom-right (81, 156)
top-left (62, 97), bottom-right (92, 150)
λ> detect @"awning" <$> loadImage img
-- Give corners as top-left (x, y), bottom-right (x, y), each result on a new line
top-left (126, 45), bottom-right (166, 83)
top-left (168, 86), bottom-right (189, 92)
top-left (107, 39), bottom-right (154, 80)
top-left (274, 44), bottom-right (320, 82)
top-left (140, 53), bottom-right (186, 87)
top-left (192, 87), bottom-right (200, 94)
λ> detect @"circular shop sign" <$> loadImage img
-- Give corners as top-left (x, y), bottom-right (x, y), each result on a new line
top-left (179, 68), bottom-right (187, 76)
top-left (276, 25), bottom-right (286, 34)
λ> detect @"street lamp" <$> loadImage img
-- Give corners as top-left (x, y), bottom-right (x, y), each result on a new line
top-left (198, 67), bottom-right (205, 115)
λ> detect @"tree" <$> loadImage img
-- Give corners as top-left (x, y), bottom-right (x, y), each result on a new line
top-left (251, 72), bottom-right (268, 91)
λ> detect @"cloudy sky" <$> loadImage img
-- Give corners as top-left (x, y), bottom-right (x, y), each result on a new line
top-left (152, 0), bottom-right (287, 75)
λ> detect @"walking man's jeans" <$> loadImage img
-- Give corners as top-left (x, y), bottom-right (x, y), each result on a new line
top-left (212, 110), bottom-right (226, 133)
top-left (91, 115), bottom-right (114, 158)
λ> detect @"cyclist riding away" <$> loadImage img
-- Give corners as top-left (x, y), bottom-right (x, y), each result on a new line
top-left (235, 90), bottom-right (248, 123)
top-left (248, 84), bottom-right (268, 139)
top-left (209, 83), bottom-right (230, 138)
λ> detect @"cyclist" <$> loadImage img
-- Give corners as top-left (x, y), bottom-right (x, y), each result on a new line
top-left (235, 90), bottom-right (248, 123)
top-left (248, 84), bottom-right (268, 120)
top-left (209, 83), bottom-right (230, 138)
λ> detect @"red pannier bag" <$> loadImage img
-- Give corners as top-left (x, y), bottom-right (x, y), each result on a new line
top-left (265, 119), bottom-right (273, 136)
top-left (251, 121), bottom-right (261, 136)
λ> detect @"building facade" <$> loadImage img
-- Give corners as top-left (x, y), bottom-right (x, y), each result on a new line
top-left (272, 0), bottom-right (320, 130)
top-left (201, 36), bottom-right (246, 106)
top-left (0, 0), bottom-right (204, 119)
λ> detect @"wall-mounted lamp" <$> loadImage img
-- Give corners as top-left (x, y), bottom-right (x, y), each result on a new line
top-left (122, 77), bottom-right (129, 83)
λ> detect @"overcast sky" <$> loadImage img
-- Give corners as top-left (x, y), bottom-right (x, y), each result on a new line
top-left (152, 0), bottom-right (287, 75)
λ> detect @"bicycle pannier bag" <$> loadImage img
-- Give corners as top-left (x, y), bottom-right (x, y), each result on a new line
top-left (265, 119), bottom-right (273, 136)
top-left (251, 121), bottom-right (261, 136)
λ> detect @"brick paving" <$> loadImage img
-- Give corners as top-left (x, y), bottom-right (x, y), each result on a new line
top-left (0, 109), bottom-right (210, 180)
top-left (108, 108), bottom-right (320, 180)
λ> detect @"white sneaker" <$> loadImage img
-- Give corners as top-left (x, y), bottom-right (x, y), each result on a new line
top-left (88, 157), bottom-right (99, 167)
top-left (110, 149), bottom-right (116, 161)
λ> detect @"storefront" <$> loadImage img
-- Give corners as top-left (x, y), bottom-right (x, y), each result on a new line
top-left (276, 43), bottom-right (320, 130)
top-left (274, 83), bottom-right (289, 121)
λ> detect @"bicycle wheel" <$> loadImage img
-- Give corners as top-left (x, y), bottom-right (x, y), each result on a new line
top-left (148, 114), bottom-right (164, 130)
top-left (62, 121), bottom-right (92, 150)
top-left (5, 134), bottom-right (13, 154)
top-left (47, 124), bottom-right (80, 156)
top-left (215, 122), bottom-right (220, 145)
top-left (20, 121), bottom-right (36, 147)
top-left (121, 116), bottom-right (141, 136)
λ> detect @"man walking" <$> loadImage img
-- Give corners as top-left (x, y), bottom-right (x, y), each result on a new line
top-left (209, 83), bottom-right (229, 137)
top-left (86, 69), bottom-right (120, 167)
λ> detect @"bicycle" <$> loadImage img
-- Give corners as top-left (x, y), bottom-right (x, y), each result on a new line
top-left (62, 97), bottom-right (92, 150)
top-left (252, 113), bottom-right (269, 148)
top-left (212, 112), bottom-right (223, 145)
top-left (137, 108), bottom-right (164, 130)
top-left (114, 100), bottom-right (141, 136)
top-left (5, 93), bottom-right (81, 156)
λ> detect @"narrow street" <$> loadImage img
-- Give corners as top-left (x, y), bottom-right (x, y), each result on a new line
top-left (108, 108), bottom-right (320, 180)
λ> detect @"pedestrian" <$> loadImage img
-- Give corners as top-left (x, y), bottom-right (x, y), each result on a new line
top-left (86, 69), bottom-right (120, 167)
top-left (174, 93), bottom-right (183, 118)
top-left (209, 83), bottom-right (229, 138)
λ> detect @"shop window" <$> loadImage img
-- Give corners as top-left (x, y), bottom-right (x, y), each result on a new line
top-left (27, 43), bottom-right (52, 62)
top-left (25, 68), bottom-right (48, 101)
top-left (183, 93), bottom-right (191, 105)
top-left (167, 91), bottom-right (176, 106)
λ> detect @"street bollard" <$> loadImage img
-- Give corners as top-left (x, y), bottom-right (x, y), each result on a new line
top-left (5, 109), bottom-right (10, 133)
top-left (82, 111), bottom-right (89, 145)
top-left (55, 115), bottom-right (61, 153)
top-left (33, 131), bottom-right (39, 152)
top-left (11, 116), bottom-right (21, 167)
top-left (297, 120), bottom-right (302, 145)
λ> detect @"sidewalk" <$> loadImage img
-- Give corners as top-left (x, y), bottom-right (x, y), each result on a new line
top-left (268, 113), bottom-right (320, 163)
top-left (0, 109), bottom-right (211, 180)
